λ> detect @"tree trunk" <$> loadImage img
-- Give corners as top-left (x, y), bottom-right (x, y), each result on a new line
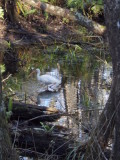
top-left (4, 0), bottom-right (17, 22)
top-left (0, 70), bottom-right (18, 160)
top-left (22, 0), bottom-right (106, 36)
top-left (104, 1), bottom-right (120, 159)
top-left (83, 1), bottom-right (120, 160)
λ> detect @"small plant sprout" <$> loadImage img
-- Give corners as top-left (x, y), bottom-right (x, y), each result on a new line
top-left (40, 122), bottom-right (54, 133)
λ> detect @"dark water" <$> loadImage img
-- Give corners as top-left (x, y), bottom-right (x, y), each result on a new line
top-left (1, 47), bottom-right (112, 159)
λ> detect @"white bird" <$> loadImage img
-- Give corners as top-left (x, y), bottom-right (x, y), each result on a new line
top-left (36, 68), bottom-right (61, 91)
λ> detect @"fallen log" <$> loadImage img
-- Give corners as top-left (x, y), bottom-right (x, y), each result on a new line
top-left (6, 101), bottom-right (63, 123)
top-left (22, 0), bottom-right (106, 36)
top-left (11, 124), bottom-right (111, 159)
top-left (9, 102), bottom-right (85, 159)
top-left (11, 127), bottom-right (76, 159)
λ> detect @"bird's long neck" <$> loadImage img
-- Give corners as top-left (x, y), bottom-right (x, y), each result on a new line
top-left (37, 70), bottom-right (41, 80)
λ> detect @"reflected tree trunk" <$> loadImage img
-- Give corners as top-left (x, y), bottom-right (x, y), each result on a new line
top-left (64, 79), bottom-right (79, 134)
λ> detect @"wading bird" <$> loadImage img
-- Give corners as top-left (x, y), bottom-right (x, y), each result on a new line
top-left (36, 68), bottom-right (61, 92)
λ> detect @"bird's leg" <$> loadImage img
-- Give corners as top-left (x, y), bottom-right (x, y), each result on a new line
top-left (48, 83), bottom-right (60, 92)
top-left (47, 83), bottom-right (55, 92)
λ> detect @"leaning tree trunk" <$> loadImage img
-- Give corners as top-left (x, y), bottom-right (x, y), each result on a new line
top-left (83, 1), bottom-right (120, 160)
top-left (104, 1), bottom-right (120, 160)
top-left (23, 0), bottom-right (106, 35)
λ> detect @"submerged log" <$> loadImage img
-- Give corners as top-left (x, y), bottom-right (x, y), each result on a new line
top-left (9, 102), bottom-right (84, 159)
top-left (8, 102), bottom-right (63, 123)
top-left (11, 127), bottom-right (75, 159)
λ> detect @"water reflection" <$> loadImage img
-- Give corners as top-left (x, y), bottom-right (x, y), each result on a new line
top-left (53, 65), bottom-right (111, 140)
top-left (33, 62), bottom-right (112, 141)
top-left (1, 50), bottom-right (112, 141)
top-left (37, 90), bottom-right (65, 111)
